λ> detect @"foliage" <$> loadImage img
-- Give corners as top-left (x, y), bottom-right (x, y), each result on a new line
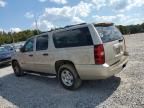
top-left (117, 23), bottom-right (144, 35)
top-left (0, 30), bottom-right (41, 45)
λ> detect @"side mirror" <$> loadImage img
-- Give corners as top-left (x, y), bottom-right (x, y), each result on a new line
top-left (20, 47), bottom-right (25, 52)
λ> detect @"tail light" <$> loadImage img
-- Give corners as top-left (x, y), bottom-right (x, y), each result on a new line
top-left (94, 44), bottom-right (105, 64)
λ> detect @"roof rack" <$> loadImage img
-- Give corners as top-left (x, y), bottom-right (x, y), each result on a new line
top-left (64, 23), bottom-right (87, 28)
top-left (49, 23), bottom-right (87, 32)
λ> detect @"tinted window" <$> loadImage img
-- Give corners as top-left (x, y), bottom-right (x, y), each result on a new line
top-left (36, 35), bottom-right (48, 51)
top-left (53, 27), bottom-right (93, 48)
top-left (24, 38), bottom-right (34, 52)
top-left (95, 25), bottom-right (123, 43)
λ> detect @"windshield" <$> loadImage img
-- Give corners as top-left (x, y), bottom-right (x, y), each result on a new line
top-left (95, 25), bottom-right (123, 43)
top-left (0, 47), bottom-right (8, 52)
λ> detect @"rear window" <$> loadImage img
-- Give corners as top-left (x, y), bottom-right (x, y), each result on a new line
top-left (53, 27), bottom-right (93, 48)
top-left (95, 25), bottom-right (123, 43)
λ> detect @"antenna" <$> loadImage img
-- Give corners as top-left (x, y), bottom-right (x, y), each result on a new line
top-left (72, 7), bottom-right (78, 24)
top-left (34, 15), bottom-right (40, 34)
top-left (10, 29), bottom-right (15, 50)
top-left (10, 29), bottom-right (14, 43)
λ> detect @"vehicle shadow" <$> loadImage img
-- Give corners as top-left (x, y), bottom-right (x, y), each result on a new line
top-left (0, 73), bottom-right (121, 108)
top-left (0, 63), bottom-right (11, 69)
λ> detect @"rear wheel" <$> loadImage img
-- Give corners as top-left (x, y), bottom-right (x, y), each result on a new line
top-left (12, 61), bottom-right (24, 77)
top-left (58, 64), bottom-right (82, 90)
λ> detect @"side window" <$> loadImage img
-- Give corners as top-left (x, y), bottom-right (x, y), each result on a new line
top-left (36, 35), bottom-right (48, 51)
top-left (53, 27), bottom-right (93, 48)
top-left (24, 38), bottom-right (34, 52)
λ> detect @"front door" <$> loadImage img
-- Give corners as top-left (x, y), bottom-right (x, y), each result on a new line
top-left (20, 38), bottom-right (35, 71)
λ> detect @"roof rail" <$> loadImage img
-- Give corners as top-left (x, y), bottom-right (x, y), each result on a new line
top-left (64, 23), bottom-right (87, 28)
top-left (48, 23), bottom-right (87, 32)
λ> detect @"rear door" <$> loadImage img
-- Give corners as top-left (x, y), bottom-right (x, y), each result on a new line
top-left (32, 34), bottom-right (51, 73)
top-left (95, 24), bottom-right (126, 65)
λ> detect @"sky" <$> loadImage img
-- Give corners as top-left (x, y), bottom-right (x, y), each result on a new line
top-left (0, 0), bottom-right (144, 32)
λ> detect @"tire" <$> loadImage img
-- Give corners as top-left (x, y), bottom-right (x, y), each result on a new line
top-left (12, 61), bottom-right (24, 77)
top-left (58, 64), bottom-right (82, 90)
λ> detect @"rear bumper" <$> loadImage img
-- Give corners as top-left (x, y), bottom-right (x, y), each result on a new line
top-left (76, 55), bottom-right (128, 80)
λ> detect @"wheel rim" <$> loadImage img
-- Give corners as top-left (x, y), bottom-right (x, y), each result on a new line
top-left (61, 69), bottom-right (74, 87)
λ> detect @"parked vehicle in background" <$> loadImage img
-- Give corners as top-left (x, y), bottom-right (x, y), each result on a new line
top-left (14, 41), bottom-right (25, 52)
top-left (0, 47), bottom-right (12, 65)
top-left (12, 22), bottom-right (129, 90)
top-left (1, 44), bottom-right (15, 54)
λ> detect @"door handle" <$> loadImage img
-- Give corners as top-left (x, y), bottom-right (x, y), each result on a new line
top-left (29, 54), bottom-right (33, 57)
top-left (43, 53), bottom-right (48, 56)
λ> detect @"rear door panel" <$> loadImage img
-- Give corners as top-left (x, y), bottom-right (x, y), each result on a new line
top-left (33, 50), bottom-right (51, 73)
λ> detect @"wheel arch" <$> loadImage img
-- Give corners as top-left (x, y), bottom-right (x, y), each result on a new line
top-left (55, 60), bottom-right (77, 74)
top-left (11, 59), bottom-right (18, 67)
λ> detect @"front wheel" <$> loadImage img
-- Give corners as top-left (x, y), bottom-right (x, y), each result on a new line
top-left (58, 64), bottom-right (82, 90)
top-left (12, 61), bottom-right (24, 77)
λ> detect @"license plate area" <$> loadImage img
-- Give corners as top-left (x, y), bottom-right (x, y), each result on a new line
top-left (115, 47), bottom-right (121, 54)
top-left (114, 43), bottom-right (123, 55)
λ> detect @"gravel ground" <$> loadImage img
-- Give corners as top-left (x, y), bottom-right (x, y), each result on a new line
top-left (0, 33), bottom-right (144, 108)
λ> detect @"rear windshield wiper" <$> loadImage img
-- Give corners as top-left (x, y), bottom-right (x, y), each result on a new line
top-left (119, 39), bottom-right (123, 42)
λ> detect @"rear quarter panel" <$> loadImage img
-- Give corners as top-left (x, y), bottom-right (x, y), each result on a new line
top-left (50, 46), bottom-right (94, 64)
